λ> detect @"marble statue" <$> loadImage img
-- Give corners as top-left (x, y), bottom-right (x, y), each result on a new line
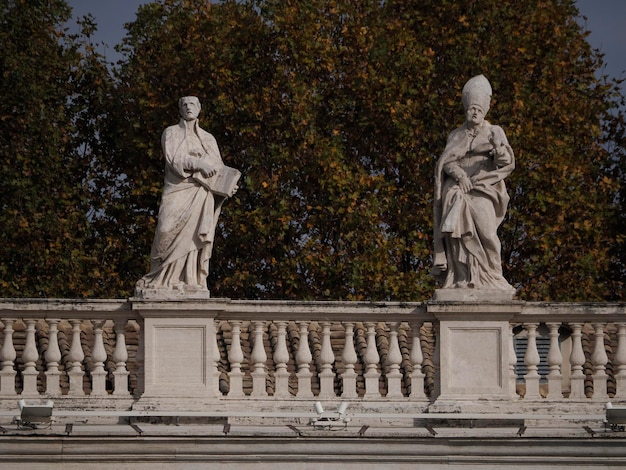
top-left (432, 75), bottom-right (515, 292)
top-left (136, 96), bottom-right (240, 298)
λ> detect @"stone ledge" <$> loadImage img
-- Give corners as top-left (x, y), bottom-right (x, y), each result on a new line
top-left (432, 288), bottom-right (517, 302)
top-left (133, 286), bottom-right (211, 300)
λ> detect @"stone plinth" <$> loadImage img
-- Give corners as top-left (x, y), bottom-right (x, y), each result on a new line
top-left (428, 295), bottom-right (522, 412)
top-left (134, 286), bottom-right (212, 300)
top-left (132, 299), bottom-right (227, 407)
top-left (433, 288), bottom-right (516, 302)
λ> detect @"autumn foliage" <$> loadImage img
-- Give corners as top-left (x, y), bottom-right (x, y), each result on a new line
top-left (1, 0), bottom-right (625, 301)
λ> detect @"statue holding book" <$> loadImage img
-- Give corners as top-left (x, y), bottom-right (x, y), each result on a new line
top-left (136, 96), bottom-right (240, 298)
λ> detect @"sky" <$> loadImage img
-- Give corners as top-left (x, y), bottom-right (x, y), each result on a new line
top-left (67, 0), bottom-right (625, 83)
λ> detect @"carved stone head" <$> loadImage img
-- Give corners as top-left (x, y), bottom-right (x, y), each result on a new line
top-left (179, 96), bottom-right (201, 121)
top-left (461, 74), bottom-right (492, 115)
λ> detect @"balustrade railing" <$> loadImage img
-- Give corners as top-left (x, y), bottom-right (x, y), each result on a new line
top-left (513, 304), bottom-right (626, 401)
top-left (215, 316), bottom-right (432, 400)
top-left (0, 299), bottom-right (625, 411)
top-left (0, 301), bottom-right (138, 404)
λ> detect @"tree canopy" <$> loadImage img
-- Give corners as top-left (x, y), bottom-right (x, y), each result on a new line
top-left (0, 0), bottom-right (113, 296)
top-left (1, 0), bottom-right (624, 301)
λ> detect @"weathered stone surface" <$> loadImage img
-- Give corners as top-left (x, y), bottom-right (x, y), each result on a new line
top-left (135, 96), bottom-right (239, 299)
top-left (433, 74), bottom-right (515, 292)
top-left (0, 298), bottom-right (622, 419)
top-left (433, 288), bottom-right (516, 302)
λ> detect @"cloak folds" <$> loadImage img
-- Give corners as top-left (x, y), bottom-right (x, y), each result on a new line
top-left (433, 121), bottom-right (514, 289)
top-left (140, 119), bottom-right (225, 291)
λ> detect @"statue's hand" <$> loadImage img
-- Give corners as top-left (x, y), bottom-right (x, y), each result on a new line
top-left (458, 175), bottom-right (473, 193)
top-left (488, 128), bottom-right (511, 166)
top-left (199, 162), bottom-right (218, 178)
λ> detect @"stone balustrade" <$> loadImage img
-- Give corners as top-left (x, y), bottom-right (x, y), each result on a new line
top-left (214, 303), bottom-right (433, 401)
top-left (514, 303), bottom-right (626, 402)
top-left (0, 300), bottom-right (138, 408)
top-left (0, 299), bottom-right (624, 414)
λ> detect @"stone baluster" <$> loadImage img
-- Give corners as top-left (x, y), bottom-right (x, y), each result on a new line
top-left (134, 320), bottom-right (144, 397)
top-left (318, 322), bottom-right (336, 398)
top-left (112, 319), bottom-right (130, 396)
top-left (509, 324), bottom-right (518, 398)
top-left (432, 322), bottom-right (441, 398)
top-left (523, 323), bottom-right (541, 399)
top-left (385, 322), bottom-right (403, 398)
top-left (273, 321), bottom-right (291, 397)
top-left (227, 321), bottom-right (245, 398)
top-left (568, 323), bottom-right (586, 399)
top-left (546, 322), bottom-right (563, 400)
top-left (67, 319), bottom-right (85, 395)
top-left (45, 319), bottom-right (62, 395)
top-left (409, 321), bottom-right (426, 399)
top-left (295, 321), bottom-right (313, 398)
top-left (213, 320), bottom-right (222, 397)
top-left (591, 322), bottom-right (609, 398)
top-left (250, 321), bottom-right (268, 397)
top-left (614, 323), bottom-right (626, 398)
top-left (0, 319), bottom-right (17, 396)
top-left (90, 320), bottom-right (108, 396)
top-left (21, 319), bottom-right (40, 396)
top-left (341, 322), bottom-right (358, 399)
top-left (363, 322), bottom-right (381, 398)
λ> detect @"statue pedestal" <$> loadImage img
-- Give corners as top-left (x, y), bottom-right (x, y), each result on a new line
top-left (134, 285), bottom-right (211, 300)
top-left (132, 299), bottom-right (226, 408)
top-left (432, 287), bottom-right (516, 302)
top-left (428, 292), bottom-right (522, 412)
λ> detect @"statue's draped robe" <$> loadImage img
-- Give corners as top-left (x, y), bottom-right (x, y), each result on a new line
top-left (140, 119), bottom-right (224, 291)
top-left (433, 121), bottom-right (514, 289)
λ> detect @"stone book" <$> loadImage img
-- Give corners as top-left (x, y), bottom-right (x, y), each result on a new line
top-left (193, 165), bottom-right (241, 197)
